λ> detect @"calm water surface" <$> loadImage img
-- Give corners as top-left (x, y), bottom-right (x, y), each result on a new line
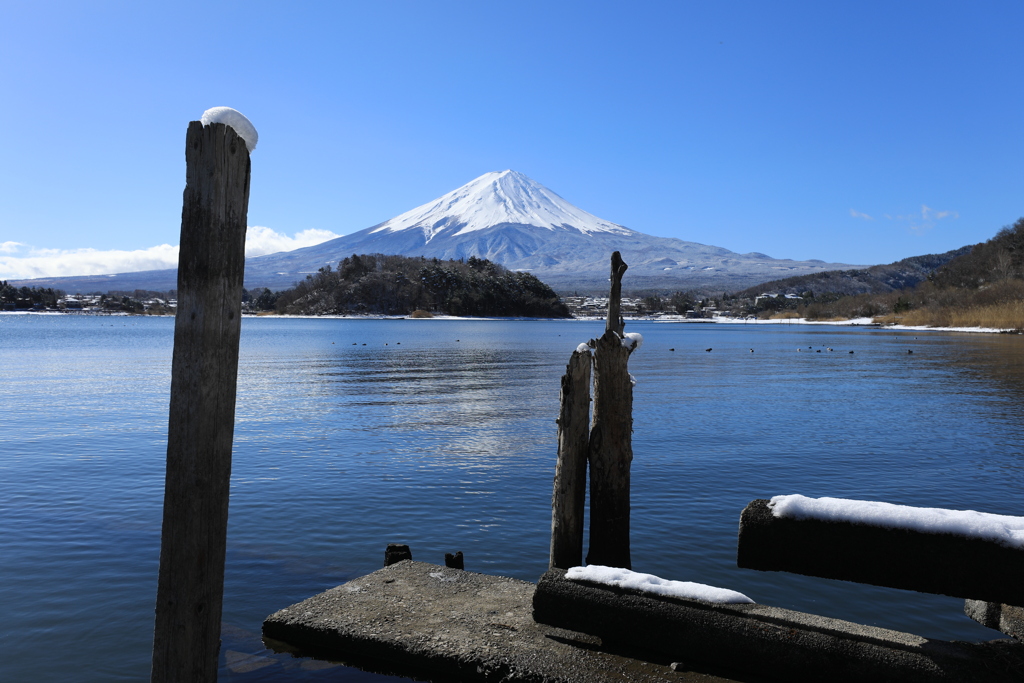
top-left (2, 315), bottom-right (1023, 681)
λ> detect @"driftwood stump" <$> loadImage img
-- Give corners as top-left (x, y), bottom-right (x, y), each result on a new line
top-left (586, 328), bottom-right (633, 569)
top-left (549, 252), bottom-right (635, 570)
top-left (605, 251), bottom-right (628, 336)
top-left (586, 252), bottom-right (633, 569)
top-left (152, 121), bottom-right (250, 683)
top-left (549, 348), bottom-right (593, 569)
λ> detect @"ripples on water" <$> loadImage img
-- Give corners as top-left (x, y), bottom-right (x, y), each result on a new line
top-left (2, 315), bottom-right (1023, 681)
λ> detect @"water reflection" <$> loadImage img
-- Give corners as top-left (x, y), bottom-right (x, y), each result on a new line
top-left (3, 316), bottom-right (1024, 682)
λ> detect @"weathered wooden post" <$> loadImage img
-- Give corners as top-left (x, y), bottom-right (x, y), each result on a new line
top-left (152, 114), bottom-right (252, 683)
top-left (586, 252), bottom-right (634, 569)
top-left (605, 251), bottom-right (627, 336)
top-left (549, 347), bottom-right (593, 569)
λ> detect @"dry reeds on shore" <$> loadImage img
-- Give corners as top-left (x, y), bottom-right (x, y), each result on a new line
top-left (782, 278), bottom-right (1024, 331)
top-left (871, 279), bottom-right (1024, 330)
top-left (875, 299), bottom-right (1024, 330)
top-left (765, 310), bottom-right (801, 320)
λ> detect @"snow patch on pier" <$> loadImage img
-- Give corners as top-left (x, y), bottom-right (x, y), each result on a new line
top-left (566, 565), bottom-right (754, 604)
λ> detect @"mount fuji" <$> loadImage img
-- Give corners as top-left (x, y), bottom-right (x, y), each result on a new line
top-left (244, 170), bottom-right (861, 292)
top-left (11, 170), bottom-right (863, 293)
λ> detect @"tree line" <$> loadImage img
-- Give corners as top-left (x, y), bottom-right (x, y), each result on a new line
top-left (272, 254), bottom-right (570, 318)
top-left (1, 282), bottom-right (63, 309)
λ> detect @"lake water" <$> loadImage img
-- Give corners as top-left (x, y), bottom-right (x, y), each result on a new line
top-left (2, 314), bottom-right (1023, 682)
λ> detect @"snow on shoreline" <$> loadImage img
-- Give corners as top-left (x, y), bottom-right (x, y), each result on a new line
top-left (639, 315), bottom-right (1016, 334)
top-left (1, 311), bottom-right (1017, 333)
top-left (769, 494), bottom-right (1024, 549)
top-left (566, 565), bottom-right (754, 604)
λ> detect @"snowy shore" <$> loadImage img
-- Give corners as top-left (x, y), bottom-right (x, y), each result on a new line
top-left (612, 314), bottom-right (1018, 335)
top-left (2, 310), bottom-right (1018, 334)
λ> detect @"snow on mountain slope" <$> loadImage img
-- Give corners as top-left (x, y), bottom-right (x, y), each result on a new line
top-left (369, 170), bottom-right (634, 240)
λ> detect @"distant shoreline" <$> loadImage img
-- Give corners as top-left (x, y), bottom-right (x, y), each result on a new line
top-left (2, 310), bottom-right (1017, 334)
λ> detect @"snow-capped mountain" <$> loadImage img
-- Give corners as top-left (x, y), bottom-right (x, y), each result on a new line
top-left (11, 170), bottom-right (864, 293)
top-left (371, 170), bottom-right (633, 240)
top-left (243, 170), bottom-right (861, 292)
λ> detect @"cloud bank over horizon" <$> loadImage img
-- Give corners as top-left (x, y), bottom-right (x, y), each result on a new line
top-left (0, 227), bottom-right (341, 281)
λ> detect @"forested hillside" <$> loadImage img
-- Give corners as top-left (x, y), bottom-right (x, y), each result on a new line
top-left (736, 247), bottom-right (970, 299)
top-left (273, 254), bottom-right (570, 318)
top-left (741, 218), bottom-right (1024, 328)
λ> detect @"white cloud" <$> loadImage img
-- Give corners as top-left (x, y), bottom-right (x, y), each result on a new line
top-left (921, 205), bottom-right (959, 222)
top-left (878, 204), bottom-right (959, 236)
top-left (0, 243), bottom-right (180, 281)
top-left (245, 226), bottom-right (341, 257)
top-left (849, 208), bottom-right (874, 221)
top-left (0, 227), bottom-right (341, 281)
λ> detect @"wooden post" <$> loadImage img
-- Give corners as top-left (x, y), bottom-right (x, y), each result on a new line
top-left (550, 347), bottom-right (593, 569)
top-left (586, 252), bottom-right (633, 569)
top-left (605, 251), bottom-right (628, 336)
top-left (152, 121), bottom-right (250, 683)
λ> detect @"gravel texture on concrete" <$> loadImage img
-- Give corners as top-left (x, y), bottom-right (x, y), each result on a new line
top-left (738, 498), bottom-right (1024, 606)
top-left (965, 601), bottom-right (1024, 641)
top-left (534, 568), bottom-right (1024, 683)
top-left (263, 560), bottom-right (739, 682)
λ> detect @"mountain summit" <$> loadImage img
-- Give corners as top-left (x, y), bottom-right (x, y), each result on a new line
top-left (371, 170), bottom-right (633, 240)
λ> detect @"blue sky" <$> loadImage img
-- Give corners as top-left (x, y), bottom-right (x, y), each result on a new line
top-left (2, 1), bottom-right (1021, 280)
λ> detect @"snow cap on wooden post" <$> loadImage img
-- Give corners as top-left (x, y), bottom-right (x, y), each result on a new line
top-left (200, 106), bottom-right (258, 152)
top-left (152, 109), bottom-right (253, 683)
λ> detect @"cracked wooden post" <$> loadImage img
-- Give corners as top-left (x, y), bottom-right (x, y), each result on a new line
top-left (605, 251), bottom-right (627, 336)
top-left (586, 252), bottom-right (633, 569)
top-left (152, 120), bottom-right (250, 683)
top-left (550, 347), bottom-right (593, 569)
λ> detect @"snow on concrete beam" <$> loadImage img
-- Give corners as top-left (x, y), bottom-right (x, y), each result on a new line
top-left (533, 568), bottom-right (1024, 683)
top-left (737, 498), bottom-right (1024, 606)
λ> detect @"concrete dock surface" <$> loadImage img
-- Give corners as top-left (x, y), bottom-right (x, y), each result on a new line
top-left (263, 560), bottom-right (1023, 682)
top-left (263, 560), bottom-right (749, 682)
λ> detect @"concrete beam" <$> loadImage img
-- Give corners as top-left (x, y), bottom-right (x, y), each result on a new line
top-left (533, 568), bottom-right (1024, 683)
top-left (965, 601), bottom-right (1024, 641)
top-left (737, 498), bottom-right (1024, 605)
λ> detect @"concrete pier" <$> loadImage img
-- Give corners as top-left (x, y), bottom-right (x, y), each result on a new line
top-left (264, 560), bottom-right (1024, 682)
top-left (263, 560), bottom-right (739, 682)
